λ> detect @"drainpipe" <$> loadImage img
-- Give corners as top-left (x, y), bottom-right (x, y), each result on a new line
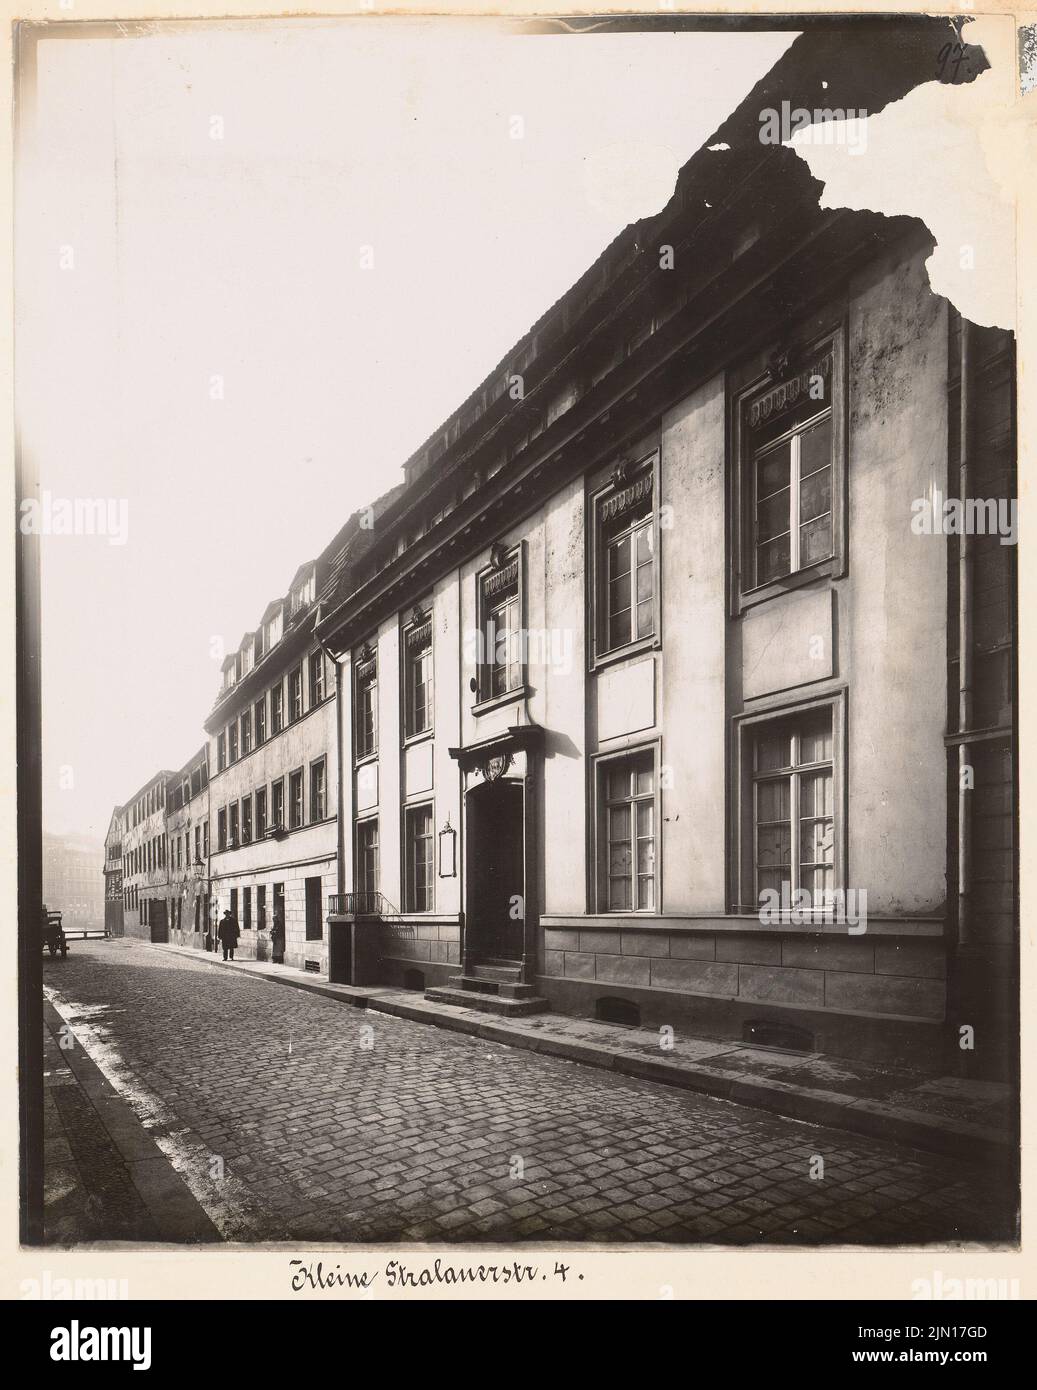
top-left (957, 317), bottom-right (974, 948)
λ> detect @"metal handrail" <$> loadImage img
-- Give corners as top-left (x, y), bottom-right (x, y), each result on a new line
top-left (328, 891), bottom-right (401, 919)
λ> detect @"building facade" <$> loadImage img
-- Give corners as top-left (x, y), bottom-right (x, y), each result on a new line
top-left (43, 831), bottom-right (105, 930)
top-left (165, 747), bottom-right (211, 949)
top-left (204, 562), bottom-right (340, 969)
top-left (314, 29), bottom-right (1017, 1073)
top-left (103, 807), bottom-right (124, 936)
top-left (120, 771), bottom-right (172, 941)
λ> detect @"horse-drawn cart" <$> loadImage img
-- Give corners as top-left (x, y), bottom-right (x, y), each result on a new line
top-left (42, 906), bottom-right (68, 958)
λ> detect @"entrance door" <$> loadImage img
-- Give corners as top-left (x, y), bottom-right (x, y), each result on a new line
top-left (466, 779), bottom-right (524, 961)
top-left (305, 876), bottom-right (323, 941)
top-left (150, 899), bottom-right (168, 944)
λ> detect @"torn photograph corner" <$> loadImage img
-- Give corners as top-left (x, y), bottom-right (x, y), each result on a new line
top-left (11, 5), bottom-right (1026, 1310)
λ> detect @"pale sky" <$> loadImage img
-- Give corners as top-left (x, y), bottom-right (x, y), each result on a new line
top-left (18, 19), bottom-right (796, 843)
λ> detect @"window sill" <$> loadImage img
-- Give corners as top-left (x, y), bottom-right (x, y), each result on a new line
top-left (402, 729), bottom-right (434, 749)
top-left (735, 557), bottom-right (839, 615)
top-left (472, 686), bottom-right (530, 717)
top-left (355, 751), bottom-right (378, 769)
top-left (590, 635), bottom-right (659, 675)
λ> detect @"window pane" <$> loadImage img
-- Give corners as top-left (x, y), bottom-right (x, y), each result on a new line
top-left (756, 488), bottom-right (791, 544)
top-left (756, 778), bottom-right (790, 823)
top-left (635, 763), bottom-right (654, 796)
top-left (756, 533), bottom-right (790, 584)
top-left (799, 715), bottom-right (833, 765)
top-left (607, 766), bottom-right (631, 800)
top-left (635, 524), bottom-right (653, 565)
top-left (608, 804), bottom-right (631, 844)
top-left (756, 822), bottom-right (791, 868)
top-left (799, 513), bottom-right (833, 567)
top-left (609, 533), bottom-right (631, 579)
top-left (756, 730), bottom-right (791, 772)
top-left (800, 814), bottom-right (834, 865)
top-left (799, 413), bottom-right (832, 480)
top-left (800, 769), bottom-right (833, 819)
top-left (608, 876), bottom-right (632, 911)
top-left (799, 463), bottom-right (831, 523)
top-left (756, 439), bottom-right (791, 499)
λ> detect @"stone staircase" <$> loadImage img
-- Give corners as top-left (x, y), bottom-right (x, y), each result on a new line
top-left (425, 958), bottom-right (549, 1017)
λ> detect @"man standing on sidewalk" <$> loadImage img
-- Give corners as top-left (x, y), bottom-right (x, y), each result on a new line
top-left (217, 908), bottom-right (240, 962)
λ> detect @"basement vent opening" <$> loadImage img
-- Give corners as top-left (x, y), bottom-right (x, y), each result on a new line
top-left (402, 968), bottom-right (425, 992)
top-left (304, 960), bottom-right (321, 974)
top-left (595, 997), bottom-right (641, 1028)
top-left (743, 1019), bottom-right (813, 1053)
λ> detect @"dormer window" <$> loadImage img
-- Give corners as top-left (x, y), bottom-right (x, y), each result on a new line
top-left (290, 569), bottom-right (316, 617)
top-left (265, 608), bottom-right (283, 651)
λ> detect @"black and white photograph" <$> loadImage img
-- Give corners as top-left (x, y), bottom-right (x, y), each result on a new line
top-left (9, 2), bottom-right (1029, 1327)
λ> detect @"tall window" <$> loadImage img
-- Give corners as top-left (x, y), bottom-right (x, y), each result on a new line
top-left (289, 667), bottom-right (303, 723)
top-left (271, 778), bottom-right (285, 829)
top-left (270, 682), bottom-right (284, 734)
top-left (404, 614), bottom-right (433, 737)
top-left (752, 413), bottom-right (833, 585)
top-left (229, 802), bottom-right (240, 848)
top-left (601, 751), bottom-right (656, 912)
top-left (289, 770), bottom-right (304, 829)
top-left (355, 651), bottom-right (378, 759)
top-left (310, 758), bottom-right (326, 822)
top-left (737, 334), bottom-right (842, 603)
top-left (752, 708), bottom-right (834, 904)
top-left (309, 650), bottom-right (325, 707)
top-left (356, 818), bottom-right (379, 899)
top-left (240, 710), bottom-right (252, 755)
top-left (478, 551), bottom-right (521, 701)
top-left (254, 696), bottom-right (267, 746)
top-left (255, 786), bottom-right (268, 839)
top-left (217, 808), bottom-right (227, 852)
top-left (228, 721), bottom-right (239, 763)
top-left (241, 794), bottom-right (253, 845)
top-left (596, 466), bottom-right (656, 656)
top-left (257, 885), bottom-right (267, 931)
top-left (194, 825), bottom-right (201, 863)
top-left (202, 820), bottom-right (209, 857)
top-left (217, 731), bottom-right (226, 771)
top-left (243, 887), bottom-right (252, 931)
top-left (404, 804), bottom-right (434, 912)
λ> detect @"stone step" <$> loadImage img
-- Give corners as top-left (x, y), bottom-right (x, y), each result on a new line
top-left (468, 962), bottom-right (522, 983)
top-left (424, 986), bottom-right (550, 1017)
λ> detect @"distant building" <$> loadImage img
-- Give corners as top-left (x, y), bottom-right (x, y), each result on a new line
top-left (165, 747), bottom-right (211, 947)
top-left (43, 831), bottom-right (105, 929)
top-left (103, 807), bottom-right (124, 936)
top-left (120, 770), bottom-right (173, 941)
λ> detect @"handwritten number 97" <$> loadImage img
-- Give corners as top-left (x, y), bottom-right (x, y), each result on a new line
top-left (937, 42), bottom-right (969, 82)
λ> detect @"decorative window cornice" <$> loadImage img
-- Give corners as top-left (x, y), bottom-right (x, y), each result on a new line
top-left (749, 351), bottom-right (832, 430)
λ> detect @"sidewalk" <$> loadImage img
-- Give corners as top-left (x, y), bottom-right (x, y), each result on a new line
top-left (42, 998), bottom-right (220, 1244)
top-left (159, 943), bottom-right (1015, 1165)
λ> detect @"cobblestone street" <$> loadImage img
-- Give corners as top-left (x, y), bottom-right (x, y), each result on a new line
top-left (43, 940), bottom-right (1015, 1245)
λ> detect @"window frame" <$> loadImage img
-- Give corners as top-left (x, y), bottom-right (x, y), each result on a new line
top-left (732, 688), bottom-right (848, 915)
top-left (588, 450), bottom-right (662, 672)
top-left (271, 777), bottom-right (285, 831)
top-left (255, 785), bottom-right (268, 839)
top-left (402, 609), bottom-right (434, 741)
top-left (310, 756), bottom-right (327, 823)
top-left (288, 666), bottom-right (304, 724)
top-left (241, 792), bottom-right (253, 846)
top-left (270, 681), bottom-right (284, 735)
top-left (355, 815), bottom-right (379, 899)
top-left (309, 650), bottom-right (325, 708)
top-left (288, 767), bottom-right (304, 830)
top-left (403, 801), bottom-right (435, 914)
top-left (590, 740), bottom-right (662, 915)
top-left (473, 542), bottom-right (527, 712)
top-left (254, 695), bottom-right (267, 747)
top-left (731, 323), bottom-right (847, 615)
top-left (354, 644), bottom-right (379, 762)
